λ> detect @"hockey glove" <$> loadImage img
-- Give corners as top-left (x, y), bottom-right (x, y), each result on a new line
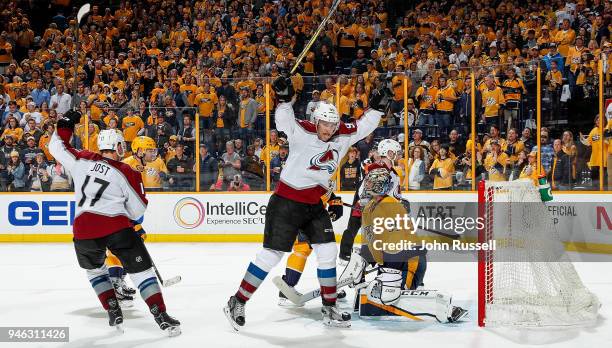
top-left (272, 75), bottom-right (295, 103)
top-left (57, 110), bottom-right (81, 131)
top-left (604, 128), bottom-right (612, 138)
top-left (368, 88), bottom-right (384, 112)
top-left (327, 193), bottom-right (344, 222)
top-left (430, 168), bottom-right (440, 177)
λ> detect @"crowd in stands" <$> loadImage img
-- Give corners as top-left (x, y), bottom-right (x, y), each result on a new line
top-left (0, 0), bottom-right (610, 193)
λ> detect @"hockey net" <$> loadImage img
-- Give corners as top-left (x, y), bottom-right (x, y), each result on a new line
top-left (477, 179), bottom-right (599, 327)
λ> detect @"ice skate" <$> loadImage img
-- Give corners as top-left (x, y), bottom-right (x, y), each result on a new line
top-left (151, 304), bottom-right (181, 337)
top-left (224, 295), bottom-right (245, 331)
top-left (111, 278), bottom-right (134, 308)
top-left (107, 298), bottom-right (124, 333)
top-left (322, 304), bottom-right (351, 328)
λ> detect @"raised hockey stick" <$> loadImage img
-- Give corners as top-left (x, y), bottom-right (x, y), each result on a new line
top-left (289, 0), bottom-right (342, 74)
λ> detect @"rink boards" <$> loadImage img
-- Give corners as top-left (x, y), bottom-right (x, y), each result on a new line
top-left (0, 192), bottom-right (611, 253)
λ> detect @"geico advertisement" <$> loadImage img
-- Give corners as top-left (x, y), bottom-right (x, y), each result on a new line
top-left (2, 194), bottom-right (351, 235)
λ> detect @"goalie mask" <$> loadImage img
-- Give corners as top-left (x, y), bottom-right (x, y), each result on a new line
top-left (362, 166), bottom-right (392, 199)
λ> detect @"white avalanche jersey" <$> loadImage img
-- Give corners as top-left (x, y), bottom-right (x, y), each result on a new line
top-left (49, 129), bottom-right (147, 239)
top-left (275, 102), bottom-right (382, 204)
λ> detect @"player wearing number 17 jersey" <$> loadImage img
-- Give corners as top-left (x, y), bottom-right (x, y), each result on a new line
top-left (49, 111), bottom-right (180, 337)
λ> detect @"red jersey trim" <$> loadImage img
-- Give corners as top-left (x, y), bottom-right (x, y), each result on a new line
top-left (296, 119), bottom-right (317, 134)
top-left (275, 181), bottom-right (327, 204)
top-left (73, 212), bottom-right (132, 239)
top-left (337, 122), bottom-right (358, 135)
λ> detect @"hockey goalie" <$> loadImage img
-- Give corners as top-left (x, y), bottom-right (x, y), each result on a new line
top-left (345, 165), bottom-right (468, 323)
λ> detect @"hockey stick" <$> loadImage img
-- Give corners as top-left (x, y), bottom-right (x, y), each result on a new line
top-left (273, 267), bottom-right (378, 305)
top-left (289, 0), bottom-right (342, 74)
top-left (143, 246), bottom-right (182, 287)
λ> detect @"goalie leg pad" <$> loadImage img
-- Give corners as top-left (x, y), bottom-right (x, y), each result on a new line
top-left (366, 267), bottom-right (402, 305)
top-left (360, 287), bottom-right (462, 323)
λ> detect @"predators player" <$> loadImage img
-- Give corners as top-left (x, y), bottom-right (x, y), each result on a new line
top-left (354, 166), bottom-right (468, 322)
top-left (123, 136), bottom-right (169, 191)
top-left (105, 136), bottom-right (160, 305)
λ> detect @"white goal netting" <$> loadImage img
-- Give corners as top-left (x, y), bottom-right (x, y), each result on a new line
top-left (478, 179), bottom-right (600, 327)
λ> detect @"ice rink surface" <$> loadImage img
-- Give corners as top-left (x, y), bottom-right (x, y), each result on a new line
top-left (1, 243), bottom-right (610, 348)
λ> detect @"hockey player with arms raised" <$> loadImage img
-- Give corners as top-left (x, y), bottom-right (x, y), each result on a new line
top-left (349, 166), bottom-right (468, 323)
top-left (49, 111), bottom-right (180, 336)
top-left (224, 75), bottom-right (384, 329)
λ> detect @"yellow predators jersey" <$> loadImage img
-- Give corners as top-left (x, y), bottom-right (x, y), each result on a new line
top-left (361, 196), bottom-right (414, 265)
top-left (587, 126), bottom-right (608, 167)
top-left (481, 86), bottom-right (505, 117)
top-left (436, 85), bottom-right (456, 112)
top-left (415, 86), bottom-right (437, 111)
top-left (123, 155), bottom-right (168, 189)
top-left (502, 140), bottom-right (525, 164)
top-left (484, 152), bottom-right (509, 181)
top-left (430, 157), bottom-right (455, 189)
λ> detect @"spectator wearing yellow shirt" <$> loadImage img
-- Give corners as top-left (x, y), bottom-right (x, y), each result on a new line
top-left (337, 19), bottom-right (358, 60)
top-left (0, 32), bottom-right (13, 74)
top-left (415, 74), bottom-right (438, 137)
top-left (566, 36), bottom-right (586, 87)
top-left (580, 115), bottom-right (607, 185)
top-left (501, 67), bottom-right (526, 131)
top-left (429, 144), bottom-right (455, 190)
top-left (121, 109), bottom-right (144, 145)
top-left (435, 75), bottom-right (457, 139)
top-left (481, 74), bottom-right (505, 131)
top-left (554, 19), bottom-right (576, 57)
top-left (1, 117), bottom-right (23, 143)
top-left (484, 139), bottom-right (509, 181)
top-left (518, 151), bottom-right (541, 185)
top-left (194, 81), bottom-right (218, 130)
top-left (349, 83), bottom-right (368, 120)
top-left (320, 77), bottom-right (336, 104)
top-left (502, 128), bottom-right (525, 165)
top-left (356, 17), bottom-right (374, 51)
top-left (254, 84), bottom-right (266, 138)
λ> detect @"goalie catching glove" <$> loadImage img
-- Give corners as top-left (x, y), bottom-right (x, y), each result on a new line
top-left (272, 74), bottom-right (295, 103)
top-left (327, 193), bottom-right (343, 222)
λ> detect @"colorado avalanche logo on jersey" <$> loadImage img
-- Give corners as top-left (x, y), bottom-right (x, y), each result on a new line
top-left (309, 148), bottom-right (339, 174)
